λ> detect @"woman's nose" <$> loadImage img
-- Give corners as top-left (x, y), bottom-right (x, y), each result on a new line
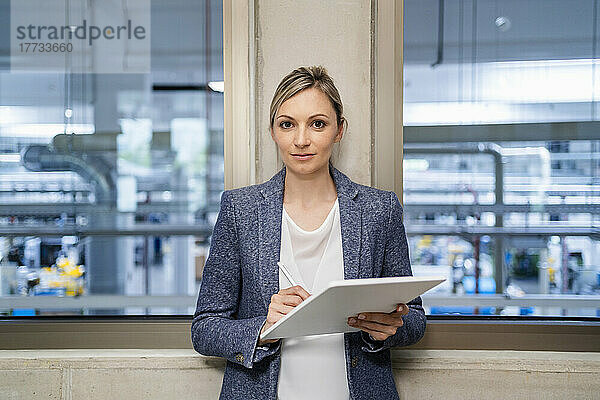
top-left (294, 126), bottom-right (310, 147)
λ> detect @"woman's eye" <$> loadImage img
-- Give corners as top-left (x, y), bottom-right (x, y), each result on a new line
top-left (313, 120), bottom-right (326, 129)
top-left (280, 121), bottom-right (293, 129)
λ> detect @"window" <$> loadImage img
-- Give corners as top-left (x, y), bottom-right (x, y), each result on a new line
top-left (404, 0), bottom-right (600, 317)
top-left (0, 0), bottom-right (223, 316)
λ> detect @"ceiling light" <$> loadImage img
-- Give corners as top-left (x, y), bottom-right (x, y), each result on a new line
top-left (208, 81), bottom-right (224, 93)
top-left (0, 153), bottom-right (21, 163)
top-left (494, 16), bottom-right (511, 32)
top-left (0, 123), bottom-right (94, 138)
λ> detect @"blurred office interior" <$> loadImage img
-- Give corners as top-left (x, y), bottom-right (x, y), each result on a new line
top-left (0, 0), bottom-right (598, 319)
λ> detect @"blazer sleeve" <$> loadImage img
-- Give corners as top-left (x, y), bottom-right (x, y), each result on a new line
top-left (359, 190), bottom-right (427, 353)
top-left (190, 191), bottom-right (280, 369)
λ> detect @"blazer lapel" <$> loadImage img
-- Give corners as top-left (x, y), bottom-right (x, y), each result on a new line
top-left (258, 169), bottom-right (285, 310)
top-left (331, 167), bottom-right (362, 281)
top-left (337, 195), bottom-right (361, 280)
top-left (257, 164), bottom-right (362, 310)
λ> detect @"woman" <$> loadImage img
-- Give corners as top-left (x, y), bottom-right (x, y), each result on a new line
top-left (191, 66), bottom-right (426, 400)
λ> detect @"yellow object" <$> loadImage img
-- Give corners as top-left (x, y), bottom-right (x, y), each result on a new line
top-left (42, 261), bottom-right (85, 296)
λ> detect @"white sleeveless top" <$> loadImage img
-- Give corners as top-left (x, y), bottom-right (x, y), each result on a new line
top-left (277, 198), bottom-right (350, 400)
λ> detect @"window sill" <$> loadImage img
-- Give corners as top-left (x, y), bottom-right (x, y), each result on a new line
top-left (0, 315), bottom-right (598, 351)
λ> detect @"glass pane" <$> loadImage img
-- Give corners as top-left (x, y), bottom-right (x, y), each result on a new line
top-left (404, 0), bottom-right (600, 317)
top-left (0, 0), bottom-right (223, 315)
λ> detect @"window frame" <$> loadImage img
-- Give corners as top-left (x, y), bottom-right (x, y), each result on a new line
top-left (0, 315), bottom-right (598, 351)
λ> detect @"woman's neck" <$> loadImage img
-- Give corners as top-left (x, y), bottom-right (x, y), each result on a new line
top-left (283, 165), bottom-right (338, 207)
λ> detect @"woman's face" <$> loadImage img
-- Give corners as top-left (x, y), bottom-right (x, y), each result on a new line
top-left (271, 87), bottom-right (343, 176)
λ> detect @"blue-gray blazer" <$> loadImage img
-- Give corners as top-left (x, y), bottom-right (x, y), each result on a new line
top-left (191, 164), bottom-right (426, 400)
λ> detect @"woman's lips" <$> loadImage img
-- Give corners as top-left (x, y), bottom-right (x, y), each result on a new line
top-left (291, 154), bottom-right (315, 161)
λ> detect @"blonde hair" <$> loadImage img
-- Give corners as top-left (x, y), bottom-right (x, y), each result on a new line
top-left (269, 66), bottom-right (346, 165)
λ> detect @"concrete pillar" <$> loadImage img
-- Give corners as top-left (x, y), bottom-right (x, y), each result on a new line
top-left (254, 0), bottom-right (373, 185)
top-left (224, 0), bottom-right (404, 193)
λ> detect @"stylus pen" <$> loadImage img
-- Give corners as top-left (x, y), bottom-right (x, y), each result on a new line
top-left (277, 261), bottom-right (298, 287)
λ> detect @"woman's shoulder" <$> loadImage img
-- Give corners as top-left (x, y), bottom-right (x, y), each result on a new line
top-left (222, 166), bottom-right (285, 206)
top-left (349, 184), bottom-right (404, 234)
top-left (334, 167), bottom-right (395, 202)
top-left (220, 180), bottom-right (272, 210)
top-left (353, 182), bottom-right (392, 199)
top-left (223, 176), bottom-right (283, 211)
top-left (331, 167), bottom-right (402, 220)
top-left (351, 181), bottom-right (400, 210)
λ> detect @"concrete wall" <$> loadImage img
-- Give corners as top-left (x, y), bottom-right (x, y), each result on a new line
top-left (254, 0), bottom-right (374, 185)
top-left (224, 0), bottom-right (402, 191)
top-left (1, 349), bottom-right (598, 399)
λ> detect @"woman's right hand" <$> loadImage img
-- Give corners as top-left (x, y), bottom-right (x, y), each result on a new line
top-left (258, 285), bottom-right (311, 346)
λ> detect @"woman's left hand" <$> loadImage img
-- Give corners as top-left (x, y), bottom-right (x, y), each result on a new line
top-left (347, 303), bottom-right (410, 341)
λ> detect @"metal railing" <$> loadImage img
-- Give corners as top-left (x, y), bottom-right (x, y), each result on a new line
top-left (1, 294), bottom-right (598, 311)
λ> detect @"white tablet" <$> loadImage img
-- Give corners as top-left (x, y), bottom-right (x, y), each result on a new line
top-left (260, 275), bottom-right (445, 340)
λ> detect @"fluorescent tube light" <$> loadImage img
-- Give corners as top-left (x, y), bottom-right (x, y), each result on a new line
top-left (208, 81), bottom-right (224, 93)
top-left (0, 123), bottom-right (95, 138)
top-left (0, 153), bottom-right (21, 163)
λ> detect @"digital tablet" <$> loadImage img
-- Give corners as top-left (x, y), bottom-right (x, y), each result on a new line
top-left (260, 275), bottom-right (445, 340)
